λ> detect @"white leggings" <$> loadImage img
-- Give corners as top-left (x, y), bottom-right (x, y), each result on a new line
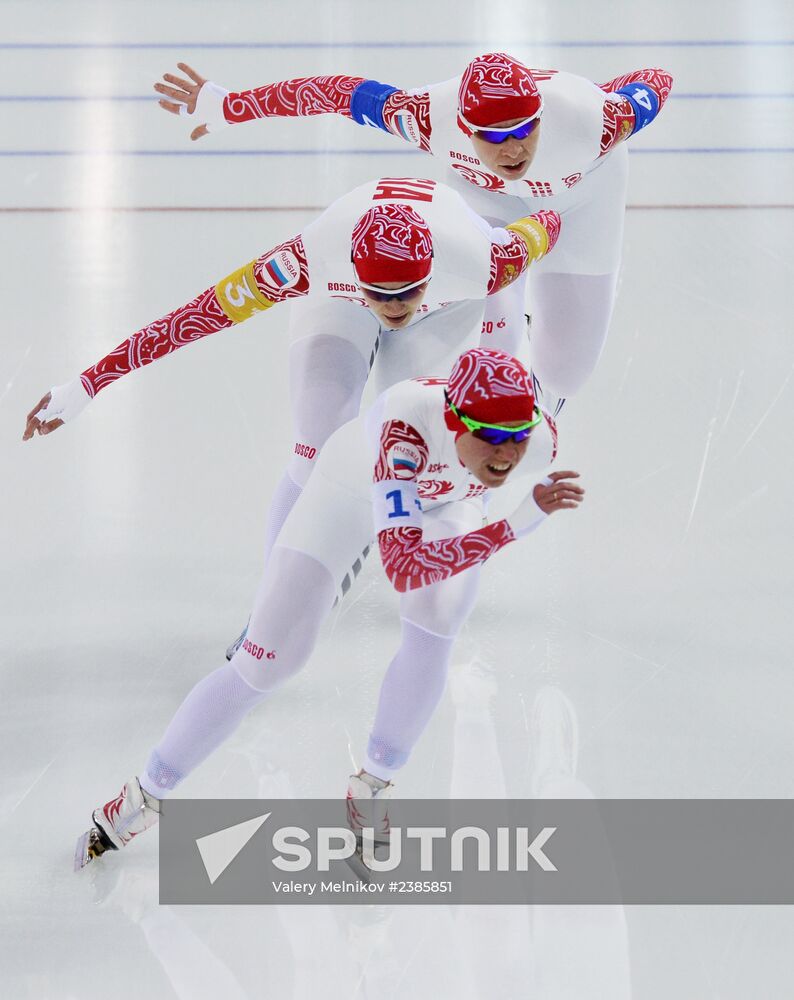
top-left (142, 455), bottom-right (484, 795)
top-left (472, 144), bottom-right (630, 404)
top-left (528, 269), bottom-right (619, 400)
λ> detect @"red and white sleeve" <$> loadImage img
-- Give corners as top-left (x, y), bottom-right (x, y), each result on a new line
top-left (488, 210), bottom-right (562, 294)
top-left (598, 68), bottom-right (673, 156)
top-left (222, 75), bottom-right (434, 152)
top-left (373, 419), bottom-right (516, 594)
top-left (224, 75), bottom-right (366, 123)
top-left (380, 91), bottom-right (433, 152)
top-left (80, 234), bottom-right (310, 397)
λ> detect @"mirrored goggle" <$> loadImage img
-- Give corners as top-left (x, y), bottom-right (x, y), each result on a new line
top-left (475, 117), bottom-right (541, 144)
top-left (355, 272), bottom-right (432, 303)
top-left (472, 420), bottom-right (538, 445)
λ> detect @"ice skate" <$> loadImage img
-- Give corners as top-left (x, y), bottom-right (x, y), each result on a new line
top-left (74, 777), bottom-right (161, 871)
top-left (345, 770), bottom-right (393, 880)
top-left (530, 368), bottom-right (566, 418)
top-left (225, 620), bottom-right (249, 661)
top-left (530, 685), bottom-right (579, 796)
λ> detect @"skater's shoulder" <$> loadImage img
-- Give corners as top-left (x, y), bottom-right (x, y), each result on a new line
top-left (384, 376), bottom-right (446, 418)
top-left (537, 70), bottom-right (606, 135)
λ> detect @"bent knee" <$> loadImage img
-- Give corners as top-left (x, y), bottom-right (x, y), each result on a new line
top-left (231, 632), bottom-right (311, 692)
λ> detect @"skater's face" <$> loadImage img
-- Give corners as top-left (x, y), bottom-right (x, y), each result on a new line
top-left (455, 428), bottom-right (530, 487)
top-left (360, 280), bottom-right (430, 329)
top-left (470, 117), bottom-right (542, 181)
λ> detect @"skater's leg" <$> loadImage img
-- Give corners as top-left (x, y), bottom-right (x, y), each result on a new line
top-left (363, 501), bottom-right (484, 781)
top-left (261, 298), bottom-right (376, 567)
top-left (80, 424), bottom-right (376, 865)
top-left (364, 620), bottom-right (457, 780)
top-left (528, 269), bottom-right (618, 401)
top-left (526, 143), bottom-right (628, 408)
top-left (142, 547), bottom-right (337, 797)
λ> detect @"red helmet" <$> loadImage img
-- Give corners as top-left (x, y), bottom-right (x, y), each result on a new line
top-left (351, 203), bottom-right (433, 286)
top-left (445, 348), bottom-right (536, 438)
top-left (458, 52), bottom-right (542, 136)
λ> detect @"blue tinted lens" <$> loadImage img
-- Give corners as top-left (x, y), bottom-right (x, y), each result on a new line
top-left (364, 284), bottom-right (425, 303)
top-left (478, 119), bottom-right (538, 144)
top-left (473, 426), bottom-right (532, 445)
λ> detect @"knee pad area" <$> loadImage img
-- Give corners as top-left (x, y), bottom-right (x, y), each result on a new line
top-left (287, 336), bottom-right (371, 486)
top-left (289, 335), bottom-right (369, 442)
top-left (231, 548), bottom-right (336, 692)
top-left (400, 565), bottom-right (482, 639)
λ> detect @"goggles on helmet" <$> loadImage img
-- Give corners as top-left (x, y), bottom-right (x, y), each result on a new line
top-left (355, 271), bottom-right (432, 303)
top-left (445, 393), bottom-right (542, 444)
top-left (461, 108), bottom-right (542, 145)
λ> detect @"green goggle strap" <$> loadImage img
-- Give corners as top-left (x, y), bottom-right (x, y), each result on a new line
top-left (446, 395), bottom-right (542, 433)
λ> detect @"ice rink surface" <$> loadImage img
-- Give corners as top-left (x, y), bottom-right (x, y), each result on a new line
top-left (1, 1), bottom-right (793, 996)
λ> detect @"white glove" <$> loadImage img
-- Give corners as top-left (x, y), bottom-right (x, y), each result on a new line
top-left (179, 80), bottom-right (231, 134)
top-left (36, 378), bottom-right (91, 424)
top-left (505, 476), bottom-right (553, 538)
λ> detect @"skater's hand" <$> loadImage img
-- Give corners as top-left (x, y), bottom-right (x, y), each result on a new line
top-left (506, 471), bottom-right (584, 538)
top-left (154, 63), bottom-right (228, 140)
top-left (22, 379), bottom-right (91, 441)
top-left (23, 392), bottom-right (63, 440)
top-left (533, 470), bottom-right (584, 515)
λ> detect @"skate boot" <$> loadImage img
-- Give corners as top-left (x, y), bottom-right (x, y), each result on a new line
top-left (225, 620), bottom-right (249, 661)
top-left (74, 777), bottom-right (161, 871)
top-left (346, 770), bottom-right (393, 880)
top-left (530, 686), bottom-right (579, 797)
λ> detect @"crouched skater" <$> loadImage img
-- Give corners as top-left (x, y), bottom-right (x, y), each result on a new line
top-left (75, 348), bottom-right (584, 869)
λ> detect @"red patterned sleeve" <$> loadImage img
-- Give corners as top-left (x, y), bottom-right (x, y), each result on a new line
top-left (222, 75), bottom-right (434, 152)
top-left (381, 91), bottom-right (433, 152)
top-left (81, 234), bottom-right (310, 397)
top-left (598, 68), bottom-right (673, 156)
top-left (224, 75), bottom-right (365, 123)
top-left (373, 419), bottom-right (515, 593)
top-left (488, 210), bottom-right (561, 295)
top-left (600, 68), bottom-right (673, 104)
top-left (487, 233), bottom-right (529, 295)
top-left (378, 522), bottom-right (515, 593)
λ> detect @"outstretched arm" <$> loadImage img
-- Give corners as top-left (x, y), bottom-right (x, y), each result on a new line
top-left (372, 420), bottom-right (582, 593)
top-left (598, 68), bottom-right (674, 156)
top-left (156, 63), bottom-right (432, 150)
top-left (22, 234), bottom-right (310, 439)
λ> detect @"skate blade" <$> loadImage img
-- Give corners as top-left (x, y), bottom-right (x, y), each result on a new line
top-left (74, 827), bottom-right (113, 872)
top-left (344, 848), bottom-right (376, 883)
top-left (74, 830), bottom-right (93, 872)
top-left (343, 835), bottom-right (391, 884)
top-left (225, 622), bottom-right (249, 661)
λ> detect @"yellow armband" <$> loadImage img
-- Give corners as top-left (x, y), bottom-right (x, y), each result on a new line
top-left (214, 260), bottom-right (276, 324)
top-left (505, 217), bottom-right (550, 265)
